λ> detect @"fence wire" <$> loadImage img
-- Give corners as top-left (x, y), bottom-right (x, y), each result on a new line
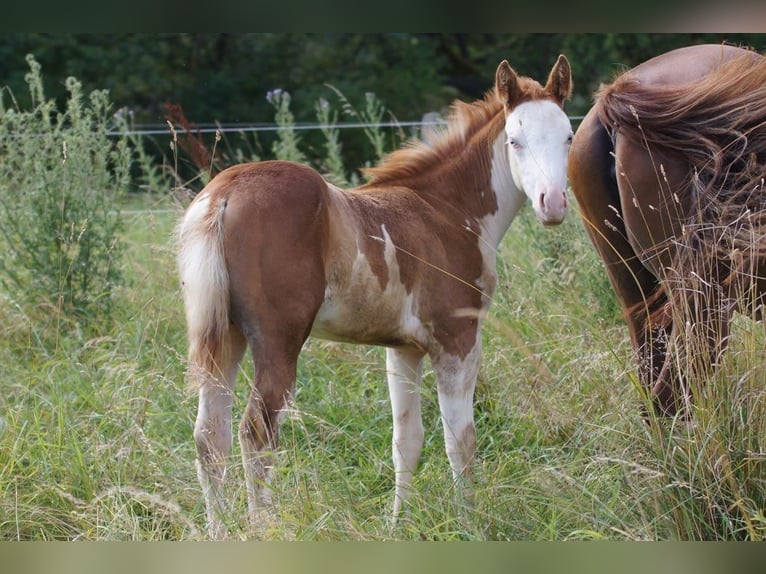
top-left (107, 116), bottom-right (585, 138)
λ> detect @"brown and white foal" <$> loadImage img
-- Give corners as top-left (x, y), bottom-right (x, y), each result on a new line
top-left (177, 56), bottom-right (573, 538)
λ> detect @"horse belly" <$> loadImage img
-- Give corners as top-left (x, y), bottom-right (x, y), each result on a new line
top-left (310, 274), bottom-right (422, 347)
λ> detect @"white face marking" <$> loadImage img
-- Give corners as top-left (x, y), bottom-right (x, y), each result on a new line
top-left (487, 131), bottom-right (528, 247)
top-left (503, 100), bottom-right (573, 225)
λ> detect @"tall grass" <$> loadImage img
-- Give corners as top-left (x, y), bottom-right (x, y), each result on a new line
top-left (1, 71), bottom-right (766, 540)
top-left (625, 214), bottom-right (766, 540)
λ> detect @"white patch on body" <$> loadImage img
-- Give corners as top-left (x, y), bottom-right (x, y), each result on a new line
top-left (312, 224), bottom-right (424, 345)
top-left (466, 130), bottom-right (528, 310)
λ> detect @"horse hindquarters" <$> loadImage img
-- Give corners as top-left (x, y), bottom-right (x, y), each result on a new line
top-left (613, 132), bottom-right (733, 416)
top-left (568, 110), bottom-right (673, 411)
top-left (179, 162), bottom-right (331, 537)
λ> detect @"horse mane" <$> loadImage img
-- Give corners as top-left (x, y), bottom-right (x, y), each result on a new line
top-left (359, 86), bottom-right (509, 187)
top-left (599, 49), bottom-right (766, 324)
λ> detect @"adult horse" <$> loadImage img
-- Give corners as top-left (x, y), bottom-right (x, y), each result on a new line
top-left (569, 44), bottom-right (766, 416)
top-left (178, 56), bottom-right (573, 538)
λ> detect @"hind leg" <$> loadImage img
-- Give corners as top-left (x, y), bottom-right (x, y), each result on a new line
top-left (238, 335), bottom-right (305, 532)
top-left (613, 134), bottom-right (707, 415)
top-left (629, 295), bottom-right (676, 415)
top-left (192, 326), bottom-right (247, 539)
top-left (386, 346), bottom-right (426, 517)
top-left (652, 287), bottom-right (733, 416)
top-left (569, 112), bottom-right (678, 415)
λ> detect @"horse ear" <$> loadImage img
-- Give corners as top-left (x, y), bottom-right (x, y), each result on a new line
top-left (496, 60), bottom-right (522, 107)
top-left (544, 54), bottom-right (573, 105)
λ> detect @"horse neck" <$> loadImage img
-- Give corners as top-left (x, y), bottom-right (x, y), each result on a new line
top-left (417, 122), bottom-right (525, 250)
top-left (483, 129), bottom-right (527, 249)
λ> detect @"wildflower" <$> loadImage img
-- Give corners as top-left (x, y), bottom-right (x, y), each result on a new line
top-left (266, 88), bottom-right (285, 105)
top-left (113, 106), bottom-right (128, 120)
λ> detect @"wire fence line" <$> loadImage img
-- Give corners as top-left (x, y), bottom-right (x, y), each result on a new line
top-left (108, 119), bottom-right (440, 137)
top-left (107, 116), bottom-right (586, 138)
top-left (117, 114), bottom-right (586, 214)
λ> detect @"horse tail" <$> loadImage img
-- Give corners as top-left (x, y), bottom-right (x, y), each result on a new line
top-left (596, 50), bottom-right (766, 197)
top-left (597, 50), bottom-right (766, 305)
top-left (177, 187), bottom-right (232, 391)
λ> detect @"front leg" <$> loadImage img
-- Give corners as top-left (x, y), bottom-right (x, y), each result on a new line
top-left (386, 346), bottom-right (426, 518)
top-left (432, 336), bottom-right (482, 507)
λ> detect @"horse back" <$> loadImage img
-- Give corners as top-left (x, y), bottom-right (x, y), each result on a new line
top-left (622, 43), bottom-right (751, 86)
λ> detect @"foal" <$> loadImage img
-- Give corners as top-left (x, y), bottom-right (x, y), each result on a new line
top-left (178, 56), bottom-right (573, 537)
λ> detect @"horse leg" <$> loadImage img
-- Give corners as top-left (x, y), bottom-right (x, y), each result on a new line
top-left (653, 288), bottom-right (733, 415)
top-left (386, 346), bottom-right (426, 517)
top-left (238, 335), bottom-right (303, 533)
top-left (432, 337), bottom-right (481, 507)
top-left (192, 326), bottom-right (247, 539)
top-left (613, 134), bottom-right (708, 416)
top-left (568, 111), bottom-right (672, 415)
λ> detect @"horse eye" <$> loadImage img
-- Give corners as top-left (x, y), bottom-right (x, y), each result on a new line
top-left (566, 133), bottom-right (574, 145)
top-left (507, 137), bottom-right (521, 150)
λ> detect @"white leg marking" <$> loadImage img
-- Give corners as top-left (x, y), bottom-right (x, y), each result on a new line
top-left (194, 379), bottom-right (234, 539)
top-left (191, 331), bottom-right (246, 539)
top-left (386, 346), bottom-right (426, 517)
top-left (239, 396), bottom-right (285, 530)
top-left (432, 338), bottom-right (481, 505)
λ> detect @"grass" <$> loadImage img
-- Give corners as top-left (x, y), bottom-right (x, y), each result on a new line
top-left (3, 192), bottom-right (766, 540)
top-left (0, 191), bottom-right (746, 541)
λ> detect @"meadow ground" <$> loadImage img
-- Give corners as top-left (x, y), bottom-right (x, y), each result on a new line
top-left (2, 192), bottom-right (764, 541)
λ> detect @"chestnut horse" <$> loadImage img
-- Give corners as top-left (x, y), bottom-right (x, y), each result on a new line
top-left (569, 44), bottom-right (766, 416)
top-left (178, 56), bottom-right (573, 537)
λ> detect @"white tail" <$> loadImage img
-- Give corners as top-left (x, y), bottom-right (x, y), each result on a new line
top-left (177, 192), bottom-right (231, 386)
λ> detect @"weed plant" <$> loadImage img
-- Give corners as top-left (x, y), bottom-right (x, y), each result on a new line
top-left (0, 55), bottom-right (132, 327)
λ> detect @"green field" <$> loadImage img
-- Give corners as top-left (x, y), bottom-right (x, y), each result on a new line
top-left (1, 57), bottom-right (765, 540)
top-left (2, 194), bottom-right (765, 541)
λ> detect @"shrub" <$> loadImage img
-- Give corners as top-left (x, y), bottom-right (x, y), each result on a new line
top-left (0, 55), bottom-right (131, 325)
